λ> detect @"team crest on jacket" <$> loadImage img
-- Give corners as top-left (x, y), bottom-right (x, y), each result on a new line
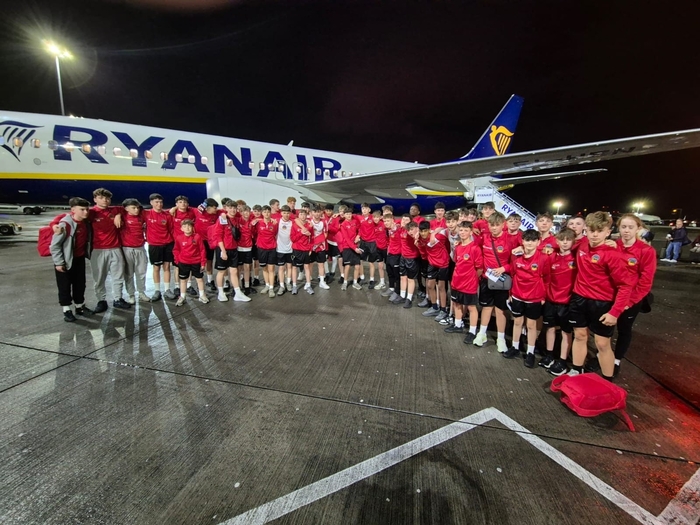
top-left (627, 257), bottom-right (637, 266)
top-left (496, 245), bottom-right (504, 253)
top-left (531, 263), bottom-right (538, 270)
top-left (591, 254), bottom-right (601, 263)
top-left (463, 253), bottom-right (470, 260)
top-left (568, 261), bottom-right (575, 269)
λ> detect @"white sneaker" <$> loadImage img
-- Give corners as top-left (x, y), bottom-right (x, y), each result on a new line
top-left (176, 296), bottom-right (186, 307)
top-left (217, 292), bottom-right (229, 302)
top-left (260, 285), bottom-right (270, 294)
top-left (473, 332), bottom-right (488, 347)
top-left (319, 280), bottom-right (330, 290)
top-left (669, 259), bottom-right (677, 263)
top-left (566, 369), bottom-right (581, 377)
top-left (297, 272), bottom-right (305, 282)
top-left (375, 282), bottom-right (386, 290)
top-left (305, 284), bottom-right (314, 295)
top-left (660, 258), bottom-right (669, 262)
top-left (198, 294), bottom-right (210, 304)
top-left (341, 282), bottom-right (348, 291)
top-left (352, 282), bottom-right (362, 290)
top-left (126, 295), bottom-right (135, 305)
top-left (138, 292), bottom-right (151, 302)
top-left (268, 288), bottom-right (276, 298)
top-left (234, 291), bottom-right (251, 302)
top-left (496, 338), bottom-right (508, 353)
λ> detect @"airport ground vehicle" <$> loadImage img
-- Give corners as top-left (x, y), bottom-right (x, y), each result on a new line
top-left (0, 204), bottom-right (45, 215)
top-left (0, 219), bottom-right (22, 235)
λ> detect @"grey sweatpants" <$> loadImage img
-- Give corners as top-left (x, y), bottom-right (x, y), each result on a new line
top-left (91, 248), bottom-right (125, 302)
top-left (122, 246), bottom-right (148, 295)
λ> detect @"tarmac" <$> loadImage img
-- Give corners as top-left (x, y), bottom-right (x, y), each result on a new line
top-left (1, 219), bottom-right (699, 525)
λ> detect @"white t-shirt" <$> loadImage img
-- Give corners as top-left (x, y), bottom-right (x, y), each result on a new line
top-left (277, 218), bottom-right (293, 253)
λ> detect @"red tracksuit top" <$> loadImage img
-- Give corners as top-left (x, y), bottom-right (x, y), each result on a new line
top-left (89, 205), bottom-right (122, 249)
top-left (400, 229), bottom-right (421, 258)
top-left (374, 221), bottom-right (388, 250)
top-left (545, 251), bottom-right (576, 305)
top-left (236, 216), bottom-right (254, 249)
top-left (477, 232), bottom-right (519, 273)
top-left (510, 250), bottom-right (549, 303)
top-left (193, 208), bottom-right (219, 248)
top-left (144, 209), bottom-right (174, 246)
top-left (119, 212), bottom-right (146, 248)
top-left (213, 214), bottom-right (239, 250)
top-left (386, 222), bottom-right (402, 255)
top-left (356, 214), bottom-right (376, 241)
top-left (338, 218), bottom-right (360, 251)
top-left (615, 239), bottom-right (656, 307)
top-left (173, 232), bottom-right (207, 267)
top-left (451, 241), bottom-right (483, 294)
top-left (416, 231), bottom-right (450, 268)
top-left (172, 208), bottom-right (196, 229)
top-left (253, 219), bottom-right (278, 250)
top-left (573, 238), bottom-right (635, 318)
top-left (291, 221), bottom-right (312, 251)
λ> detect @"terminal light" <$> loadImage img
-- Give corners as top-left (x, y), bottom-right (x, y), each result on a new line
top-left (42, 39), bottom-right (74, 116)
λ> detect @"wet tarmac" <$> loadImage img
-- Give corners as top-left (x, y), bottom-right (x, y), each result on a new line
top-left (1, 229), bottom-right (699, 524)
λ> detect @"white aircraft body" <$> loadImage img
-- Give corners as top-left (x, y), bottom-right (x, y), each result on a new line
top-left (2, 95), bottom-right (700, 215)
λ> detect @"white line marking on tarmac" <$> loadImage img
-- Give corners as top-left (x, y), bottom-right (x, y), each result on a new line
top-left (221, 407), bottom-right (698, 525)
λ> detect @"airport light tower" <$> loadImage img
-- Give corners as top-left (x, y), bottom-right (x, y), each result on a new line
top-left (633, 202), bottom-right (644, 214)
top-left (553, 200), bottom-right (563, 215)
top-left (43, 40), bottom-right (73, 116)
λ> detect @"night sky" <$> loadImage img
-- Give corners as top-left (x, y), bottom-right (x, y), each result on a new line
top-left (2, 0), bottom-right (700, 218)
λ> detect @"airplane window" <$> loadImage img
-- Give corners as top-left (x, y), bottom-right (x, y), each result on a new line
top-left (316, 168), bottom-right (322, 176)
top-left (276, 165), bottom-right (283, 172)
top-left (348, 172), bottom-right (353, 177)
top-left (129, 149), bottom-right (138, 158)
top-left (248, 161), bottom-right (255, 170)
top-left (96, 145), bottom-right (106, 155)
top-left (82, 144), bottom-right (92, 154)
top-left (0, 137), bottom-right (4, 146)
top-left (341, 171), bottom-right (346, 177)
top-left (160, 152), bottom-right (168, 161)
top-left (295, 165), bottom-right (302, 174)
top-left (31, 139), bottom-right (41, 148)
top-left (227, 159), bottom-right (234, 167)
top-left (145, 150), bottom-right (153, 160)
top-left (259, 162), bottom-right (265, 170)
top-left (201, 156), bottom-right (208, 165)
top-left (113, 147), bottom-right (122, 156)
top-left (13, 137), bottom-right (24, 147)
top-left (64, 142), bottom-right (75, 153)
top-left (267, 163), bottom-right (274, 170)
top-left (324, 169), bottom-right (330, 177)
top-left (187, 155), bottom-right (195, 163)
top-left (48, 140), bottom-right (58, 151)
top-left (175, 153), bottom-right (183, 162)
top-left (333, 170), bottom-right (339, 177)
top-left (307, 167), bottom-right (312, 176)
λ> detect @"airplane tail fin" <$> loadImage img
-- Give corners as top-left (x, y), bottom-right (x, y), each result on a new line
top-left (461, 94), bottom-right (524, 159)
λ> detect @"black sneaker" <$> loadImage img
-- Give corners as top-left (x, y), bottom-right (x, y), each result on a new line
top-left (187, 286), bottom-right (198, 297)
top-left (247, 287), bottom-right (258, 294)
top-left (462, 332), bottom-right (476, 344)
top-left (223, 284), bottom-right (232, 293)
top-left (357, 277), bottom-right (363, 285)
top-left (417, 298), bottom-right (430, 308)
top-left (113, 298), bottom-right (132, 309)
top-left (548, 359), bottom-right (569, 376)
top-left (403, 298), bottom-right (413, 308)
top-left (325, 274), bottom-right (334, 284)
top-left (503, 347), bottom-right (521, 359)
top-left (417, 290), bottom-right (426, 299)
top-left (75, 306), bottom-right (94, 316)
top-left (207, 281), bottom-right (217, 292)
top-left (64, 310), bottom-right (76, 322)
top-left (93, 300), bottom-right (108, 314)
top-left (391, 295), bottom-right (404, 305)
top-left (584, 357), bottom-right (600, 372)
top-left (524, 353), bottom-right (536, 368)
top-left (444, 324), bottom-right (464, 334)
top-left (368, 280), bottom-right (375, 290)
top-left (252, 278), bottom-right (261, 287)
top-left (338, 276), bottom-right (344, 285)
top-left (173, 287), bottom-right (181, 297)
top-left (613, 363), bottom-right (621, 378)
top-left (538, 354), bottom-right (555, 369)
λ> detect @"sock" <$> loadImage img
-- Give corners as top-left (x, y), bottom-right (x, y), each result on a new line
top-left (614, 359), bottom-right (621, 365)
top-left (324, 261), bottom-right (329, 273)
top-left (497, 332), bottom-right (505, 340)
top-left (234, 287), bottom-right (242, 294)
top-left (360, 274), bottom-right (365, 280)
top-left (217, 286), bottom-right (224, 294)
top-left (441, 307), bottom-right (448, 313)
top-left (331, 258), bottom-right (338, 273)
top-left (244, 280), bottom-right (249, 288)
top-left (431, 304), bottom-right (439, 311)
top-left (479, 325), bottom-right (488, 335)
top-left (407, 293), bottom-right (413, 301)
top-left (75, 302), bottom-right (84, 308)
top-left (400, 290), bottom-right (407, 298)
top-left (285, 277), bottom-right (291, 284)
top-left (521, 327), bottom-right (527, 336)
top-left (512, 341), bottom-right (520, 350)
top-left (545, 350), bottom-right (555, 357)
top-left (207, 274), bottom-right (213, 282)
top-left (180, 292), bottom-right (186, 298)
top-left (469, 326), bottom-right (477, 334)
top-left (160, 283), bottom-right (166, 292)
top-left (572, 365), bottom-right (583, 373)
top-left (454, 319), bottom-right (464, 328)
top-left (380, 278), bottom-right (385, 285)
top-left (62, 305), bottom-right (71, 312)
top-left (527, 345), bottom-right (535, 355)
top-left (602, 374), bottom-right (614, 382)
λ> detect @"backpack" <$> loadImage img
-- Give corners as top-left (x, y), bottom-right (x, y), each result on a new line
top-left (550, 373), bottom-right (635, 431)
top-left (37, 213), bottom-right (69, 257)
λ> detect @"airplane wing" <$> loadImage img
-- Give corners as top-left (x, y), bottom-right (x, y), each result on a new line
top-left (300, 129), bottom-right (700, 199)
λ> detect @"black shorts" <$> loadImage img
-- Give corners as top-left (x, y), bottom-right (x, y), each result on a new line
top-left (251, 245), bottom-right (259, 261)
top-left (399, 256), bottom-right (420, 279)
top-left (478, 278), bottom-right (508, 310)
top-left (310, 250), bottom-right (327, 263)
top-left (386, 253), bottom-right (401, 270)
top-left (342, 248), bottom-right (361, 266)
top-left (359, 240), bottom-right (378, 262)
top-left (419, 258), bottom-right (429, 278)
top-left (328, 243), bottom-right (340, 258)
top-left (451, 290), bottom-right (478, 306)
top-left (148, 242), bottom-right (174, 266)
top-left (178, 263), bottom-right (203, 280)
top-left (205, 245), bottom-right (215, 262)
top-left (427, 264), bottom-right (450, 282)
top-left (376, 248), bottom-right (387, 263)
top-left (292, 249), bottom-right (311, 267)
top-left (257, 248), bottom-right (276, 267)
top-left (214, 248), bottom-right (239, 270)
top-left (568, 292), bottom-right (615, 338)
top-left (276, 252), bottom-right (293, 266)
top-left (510, 297), bottom-right (543, 320)
top-left (542, 301), bottom-right (573, 333)
top-left (237, 249), bottom-right (253, 265)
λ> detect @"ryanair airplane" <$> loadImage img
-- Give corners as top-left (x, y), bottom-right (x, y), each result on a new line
top-left (1, 95), bottom-right (700, 213)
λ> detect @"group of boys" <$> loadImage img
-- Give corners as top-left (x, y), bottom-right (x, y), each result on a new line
top-left (50, 190), bottom-right (639, 382)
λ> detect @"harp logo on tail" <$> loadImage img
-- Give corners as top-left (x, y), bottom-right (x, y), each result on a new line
top-left (0, 121), bottom-right (43, 161)
top-left (489, 125), bottom-right (514, 156)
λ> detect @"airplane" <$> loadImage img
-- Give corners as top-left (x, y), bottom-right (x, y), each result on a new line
top-left (2, 95), bottom-right (700, 217)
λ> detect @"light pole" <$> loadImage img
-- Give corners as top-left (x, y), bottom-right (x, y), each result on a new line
top-left (633, 202), bottom-right (644, 214)
top-left (553, 201), bottom-right (563, 215)
top-left (43, 40), bottom-right (72, 116)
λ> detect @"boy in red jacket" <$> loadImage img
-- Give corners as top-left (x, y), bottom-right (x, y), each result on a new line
top-left (213, 202), bottom-right (251, 303)
top-left (291, 208), bottom-right (314, 294)
top-left (173, 219), bottom-right (209, 306)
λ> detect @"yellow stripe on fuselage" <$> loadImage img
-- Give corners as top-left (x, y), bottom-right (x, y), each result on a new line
top-left (410, 189), bottom-right (464, 197)
top-left (0, 172), bottom-right (208, 183)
